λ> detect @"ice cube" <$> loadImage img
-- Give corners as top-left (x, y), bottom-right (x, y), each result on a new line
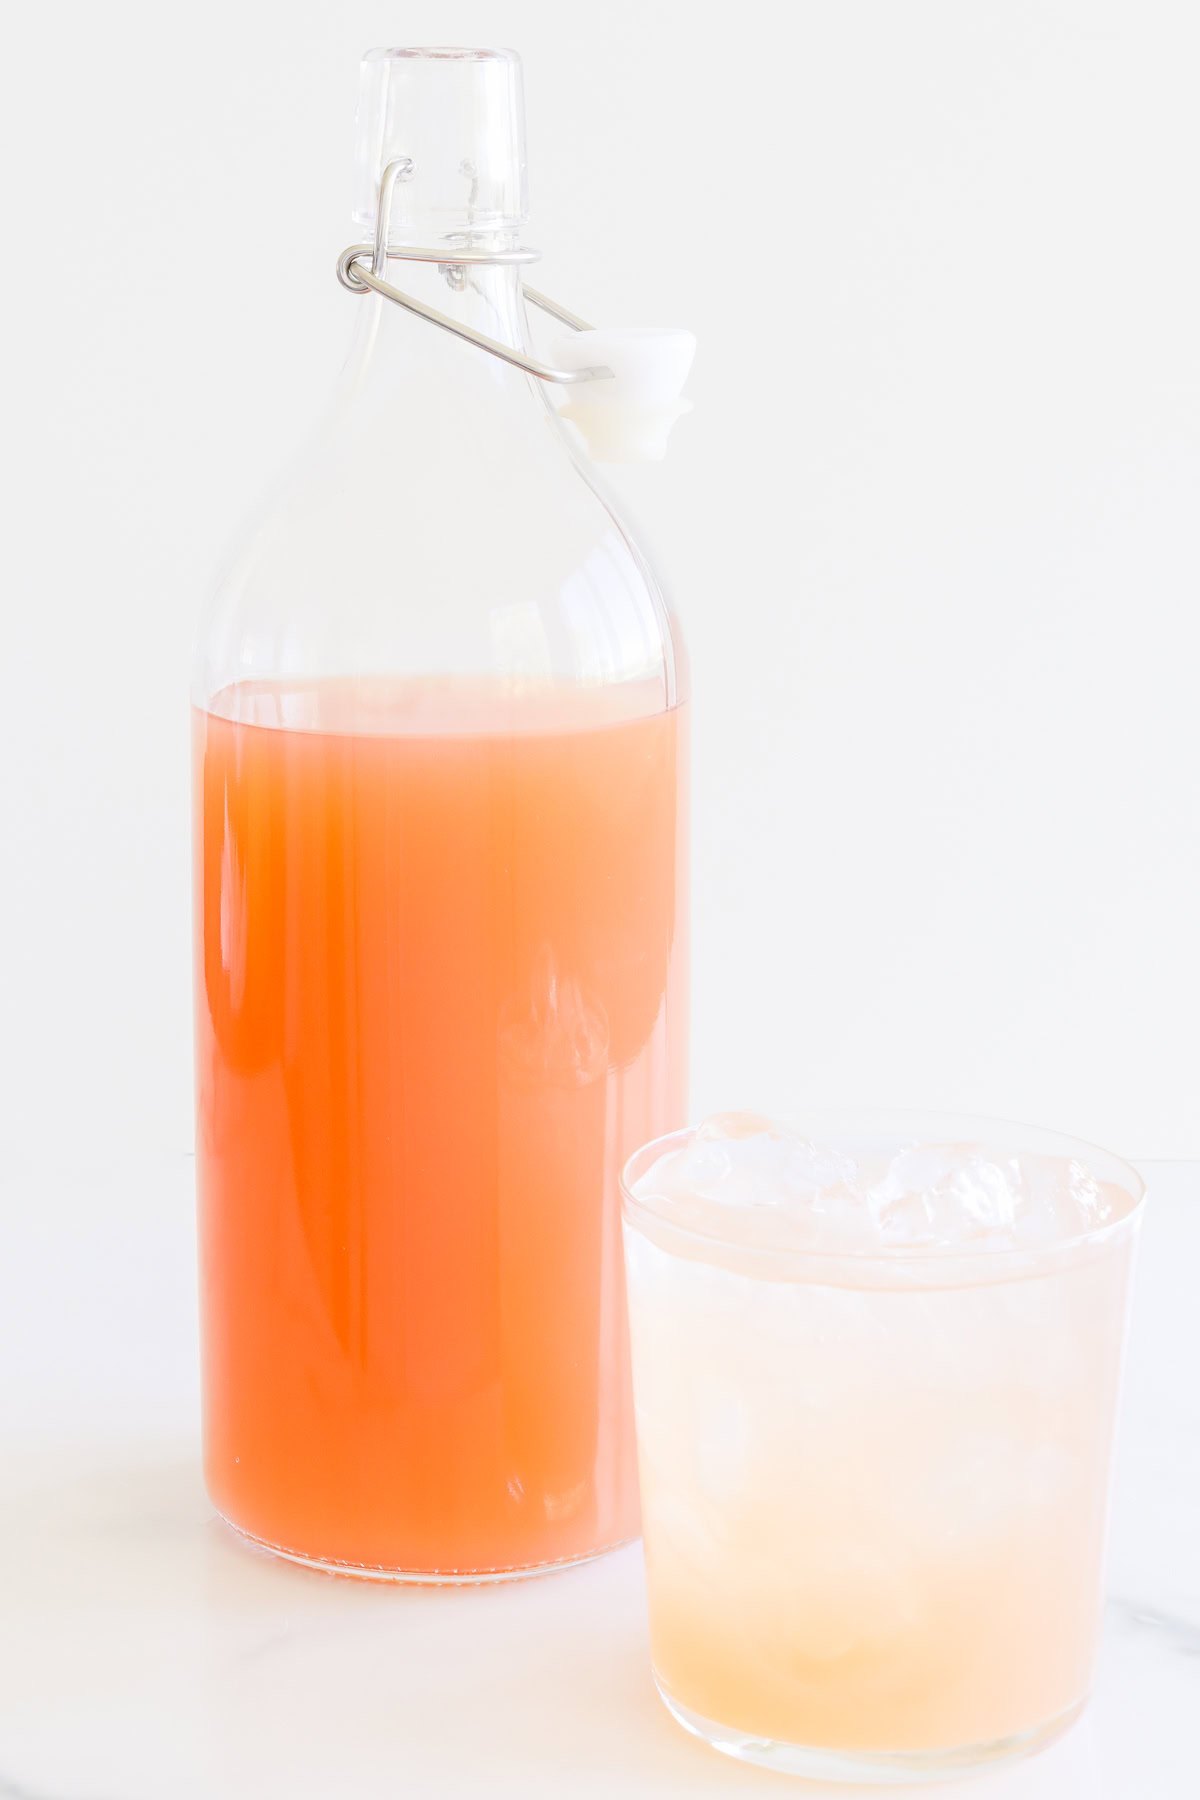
top-left (632, 1117), bottom-right (1120, 1256)
top-left (653, 1135), bottom-right (734, 1201)
top-left (869, 1144), bottom-right (1022, 1248)
top-left (643, 1120), bottom-right (863, 1245)
top-left (1012, 1154), bottom-right (1115, 1241)
top-left (755, 1545), bottom-right (923, 1668)
top-left (698, 1111), bottom-right (778, 1143)
top-left (651, 1117), bottom-right (781, 1209)
top-left (694, 1382), bottom-right (751, 1505)
top-left (780, 1139), bottom-right (860, 1204)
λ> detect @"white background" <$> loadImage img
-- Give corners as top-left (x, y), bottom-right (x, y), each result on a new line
top-left (2, 0), bottom-right (1197, 1169)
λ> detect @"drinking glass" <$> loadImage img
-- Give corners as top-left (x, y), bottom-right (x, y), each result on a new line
top-left (621, 1111), bottom-right (1144, 1782)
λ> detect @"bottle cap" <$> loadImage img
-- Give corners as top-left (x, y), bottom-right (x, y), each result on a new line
top-left (551, 328), bottom-right (697, 463)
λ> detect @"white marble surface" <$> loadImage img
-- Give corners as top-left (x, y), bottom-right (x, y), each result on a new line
top-left (0, 1154), bottom-right (1196, 1798)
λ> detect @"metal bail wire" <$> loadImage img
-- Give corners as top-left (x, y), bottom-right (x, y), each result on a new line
top-left (335, 159), bottom-right (613, 386)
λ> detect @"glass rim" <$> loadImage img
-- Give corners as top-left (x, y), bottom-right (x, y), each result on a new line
top-left (620, 1107), bottom-right (1147, 1275)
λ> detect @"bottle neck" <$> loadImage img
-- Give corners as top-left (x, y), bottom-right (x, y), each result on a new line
top-left (400, 249), bottom-right (528, 343)
top-left (343, 243), bottom-right (532, 387)
top-left (328, 241), bottom-right (553, 483)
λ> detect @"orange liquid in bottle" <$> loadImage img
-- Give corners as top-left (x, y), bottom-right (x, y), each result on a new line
top-left (193, 677), bottom-right (688, 1575)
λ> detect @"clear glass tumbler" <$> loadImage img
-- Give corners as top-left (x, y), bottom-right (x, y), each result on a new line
top-left (621, 1111), bottom-right (1145, 1783)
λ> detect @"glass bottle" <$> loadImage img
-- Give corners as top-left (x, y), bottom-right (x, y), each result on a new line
top-left (191, 47), bottom-right (689, 1579)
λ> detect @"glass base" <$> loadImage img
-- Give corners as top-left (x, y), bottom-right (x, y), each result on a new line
top-left (655, 1676), bottom-right (1086, 1785)
top-left (217, 1510), bottom-right (635, 1585)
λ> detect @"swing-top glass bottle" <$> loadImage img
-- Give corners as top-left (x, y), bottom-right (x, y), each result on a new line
top-left (191, 47), bottom-right (689, 1579)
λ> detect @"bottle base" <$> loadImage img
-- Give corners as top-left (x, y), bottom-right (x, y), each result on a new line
top-left (654, 1676), bottom-right (1086, 1786)
top-left (216, 1509), bottom-right (636, 1585)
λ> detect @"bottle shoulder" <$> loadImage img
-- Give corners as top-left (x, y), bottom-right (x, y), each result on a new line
top-left (194, 366), bottom-right (684, 712)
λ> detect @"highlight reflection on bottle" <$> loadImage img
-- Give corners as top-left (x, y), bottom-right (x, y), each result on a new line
top-left (497, 951), bottom-right (609, 1529)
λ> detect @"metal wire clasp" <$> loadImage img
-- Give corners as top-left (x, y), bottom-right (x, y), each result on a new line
top-left (335, 159), bottom-right (613, 386)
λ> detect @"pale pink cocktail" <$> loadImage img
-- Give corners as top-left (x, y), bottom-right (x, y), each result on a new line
top-left (622, 1111), bottom-right (1144, 1782)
